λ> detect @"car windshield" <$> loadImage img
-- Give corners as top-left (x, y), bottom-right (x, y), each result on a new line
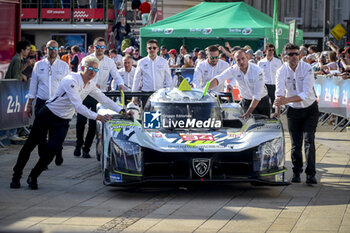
top-left (144, 102), bottom-right (222, 130)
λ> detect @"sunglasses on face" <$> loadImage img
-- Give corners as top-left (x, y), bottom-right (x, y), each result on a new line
top-left (268, 49), bottom-right (275, 52)
top-left (48, 47), bottom-right (58, 51)
top-left (87, 66), bottom-right (99, 72)
top-left (95, 45), bottom-right (105, 49)
top-left (287, 52), bottom-right (300, 57)
top-left (147, 46), bottom-right (157, 50)
top-left (209, 56), bottom-right (219, 60)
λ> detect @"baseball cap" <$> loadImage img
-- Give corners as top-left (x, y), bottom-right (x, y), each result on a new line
top-left (193, 47), bottom-right (200, 52)
top-left (245, 49), bottom-right (254, 55)
top-left (59, 46), bottom-right (65, 49)
top-left (123, 48), bottom-right (133, 53)
top-left (168, 49), bottom-right (177, 55)
top-left (254, 50), bottom-right (263, 58)
top-left (30, 45), bottom-right (37, 51)
top-left (160, 45), bottom-right (167, 50)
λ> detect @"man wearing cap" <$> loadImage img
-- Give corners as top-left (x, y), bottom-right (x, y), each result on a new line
top-left (258, 43), bottom-right (282, 113)
top-left (208, 49), bottom-right (270, 119)
top-left (274, 43), bottom-right (319, 184)
top-left (10, 40), bottom-right (69, 189)
top-left (74, 37), bottom-right (124, 158)
top-left (192, 45), bottom-right (229, 92)
top-left (192, 47), bottom-right (200, 63)
top-left (254, 50), bottom-right (264, 62)
top-left (132, 39), bottom-right (172, 106)
top-left (245, 49), bottom-right (257, 63)
top-left (160, 45), bottom-right (169, 60)
top-left (58, 46), bottom-right (66, 58)
top-left (168, 49), bottom-right (178, 68)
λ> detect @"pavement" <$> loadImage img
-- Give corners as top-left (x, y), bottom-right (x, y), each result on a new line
top-left (0, 118), bottom-right (350, 233)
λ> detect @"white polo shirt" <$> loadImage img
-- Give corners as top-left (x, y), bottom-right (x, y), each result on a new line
top-left (28, 58), bottom-right (69, 100)
top-left (215, 63), bottom-right (267, 100)
top-left (46, 72), bottom-right (122, 120)
top-left (192, 59), bottom-right (230, 92)
top-left (112, 66), bottom-right (136, 91)
top-left (132, 56), bottom-right (172, 92)
top-left (258, 57), bottom-right (282, 85)
top-left (79, 54), bottom-right (124, 92)
top-left (275, 61), bottom-right (316, 109)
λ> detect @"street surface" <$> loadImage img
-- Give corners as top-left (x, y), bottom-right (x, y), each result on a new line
top-left (0, 117), bottom-right (350, 233)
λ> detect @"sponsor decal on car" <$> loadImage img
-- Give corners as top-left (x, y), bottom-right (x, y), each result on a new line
top-left (180, 133), bottom-right (215, 141)
top-left (143, 112), bottom-right (222, 129)
top-left (110, 173), bottom-right (122, 183)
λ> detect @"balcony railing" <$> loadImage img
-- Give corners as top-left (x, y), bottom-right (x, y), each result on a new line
top-left (21, 0), bottom-right (116, 23)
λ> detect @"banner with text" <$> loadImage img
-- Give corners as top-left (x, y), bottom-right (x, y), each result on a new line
top-left (0, 80), bottom-right (30, 130)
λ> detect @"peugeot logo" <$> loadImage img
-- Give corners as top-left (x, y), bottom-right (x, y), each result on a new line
top-left (192, 158), bottom-right (211, 177)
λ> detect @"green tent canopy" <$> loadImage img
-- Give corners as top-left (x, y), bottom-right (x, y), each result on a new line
top-left (140, 2), bottom-right (303, 56)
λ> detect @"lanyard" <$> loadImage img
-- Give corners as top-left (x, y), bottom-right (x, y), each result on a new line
top-left (48, 64), bottom-right (52, 98)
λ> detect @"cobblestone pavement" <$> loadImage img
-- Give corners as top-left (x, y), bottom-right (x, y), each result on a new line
top-left (0, 120), bottom-right (349, 233)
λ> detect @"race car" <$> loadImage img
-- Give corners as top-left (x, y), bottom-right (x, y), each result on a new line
top-left (96, 81), bottom-right (289, 186)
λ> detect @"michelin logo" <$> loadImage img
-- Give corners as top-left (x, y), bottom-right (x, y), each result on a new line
top-left (143, 111), bottom-right (161, 129)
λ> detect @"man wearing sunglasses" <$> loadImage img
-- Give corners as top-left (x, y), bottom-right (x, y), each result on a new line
top-left (132, 39), bottom-right (172, 106)
top-left (274, 43), bottom-right (319, 185)
top-left (74, 37), bottom-right (124, 158)
top-left (10, 40), bottom-right (70, 188)
top-left (14, 56), bottom-right (131, 190)
top-left (258, 43), bottom-right (282, 113)
top-left (208, 49), bottom-right (270, 119)
top-left (192, 45), bottom-right (229, 92)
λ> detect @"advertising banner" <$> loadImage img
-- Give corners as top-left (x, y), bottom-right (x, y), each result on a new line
top-left (314, 75), bottom-right (350, 118)
top-left (41, 8), bottom-right (70, 19)
top-left (74, 9), bottom-right (104, 19)
top-left (0, 80), bottom-right (30, 130)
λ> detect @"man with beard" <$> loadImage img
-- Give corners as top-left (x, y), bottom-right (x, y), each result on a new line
top-left (10, 40), bottom-right (69, 189)
top-left (74, 37), bottom-right (124, 158)
top-left (274, 43), bottom-right (319, 184)
top-left (208, 49), bottom-right (270, 119)
top-left (192, 45), bottom-right (229, 92)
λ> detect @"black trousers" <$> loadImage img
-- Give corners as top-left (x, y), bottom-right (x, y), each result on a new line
top-left (287, 101), bottom-right (319, 176)
top-left (76, 95), bottom-right (97, 152)
top-left (265, 84), bottom-right (276, 113)
top-left (241, 95), bottom-right (270, 118)
top-left (13, 106), bottom-right (70, 179)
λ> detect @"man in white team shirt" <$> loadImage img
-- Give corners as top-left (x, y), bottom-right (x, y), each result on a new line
top-left (132, 39), bottom-right (172, 106)
top-left (274, 43), bottom-right (319, 185)
top-left (192, 45), bottom-right (229, 91)
top-left (258, 43), bottom-right (282, 112)
top-left (208, 49), bottom-right (270, 119)
top-left (74, 37), bottom-right (125, 158)
top-left (13, 56), bottom-right (131, 190)
top-left (112, 55), bottom-right (135, 91)
top-left (10, 40), bottom-right (69, 189)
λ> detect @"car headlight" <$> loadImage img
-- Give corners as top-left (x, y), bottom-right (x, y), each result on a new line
top-left (111, 139), bottom-right (142, 173)
top-left (256, 138), bottom-right (284, 171)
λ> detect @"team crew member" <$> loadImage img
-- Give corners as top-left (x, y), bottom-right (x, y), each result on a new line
top-left (28, 40), bottom-right (69, 165)
top-left (112, 55), bottom-right (135, 91)
top-left (132, 39), bottom-right (172, 105)
top-left (208, 50), bottom-right (269, 119)
top-left (274, 43), bottom-right (319, 184)
top-left (258, 43), bottom-right (282, 112)
top-left (74, 37), bottom-right (125, 158)
top-left (192, 45), bottom-right (229, 92)
top-left (12, 56), bottom-right (131, 190)
top-left (10, 41), bottom-right (69, 189)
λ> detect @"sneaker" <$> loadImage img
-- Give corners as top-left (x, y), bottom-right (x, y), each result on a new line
top-left (27, 176), bottom-right (38, 190)
top-left (10, 177), bottom-right (21, 189)
top-left (291, 173), bottom-right (301, 183)
top-left (55, 150), bottom-right (63, 166)
top-left (306, 175), bottom-right (317, 184)
top-left (82, 151), bottom-right (91, 159)
top-left (74, 147), bottom-right (81, 157)
top-left (10, 134), bottom-right (24, 140)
